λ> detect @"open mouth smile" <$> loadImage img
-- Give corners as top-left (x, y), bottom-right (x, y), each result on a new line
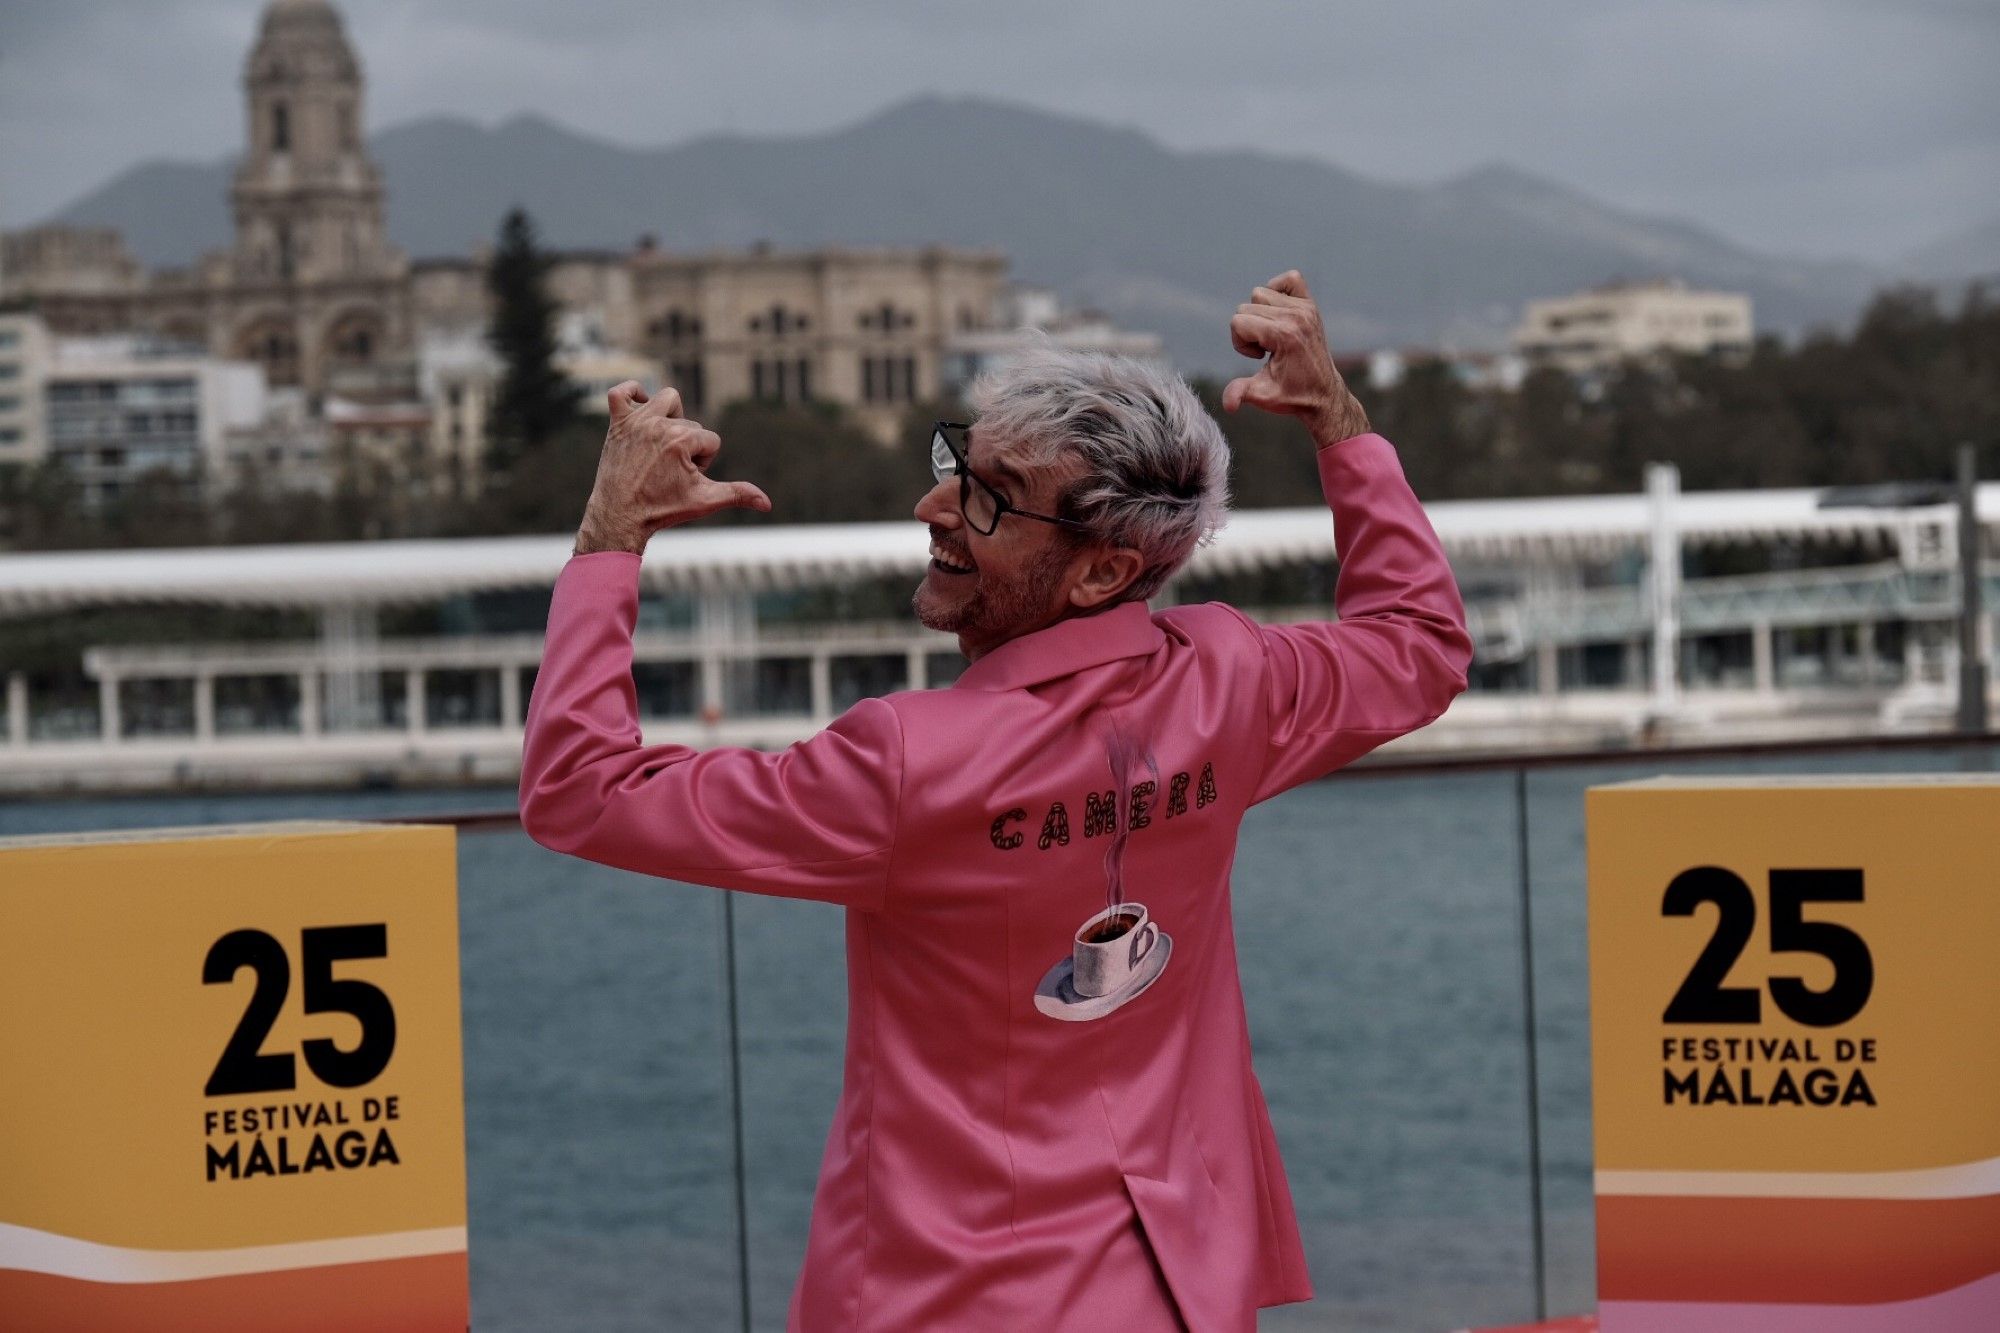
top-left (929, 540), bottom-right (975, 576)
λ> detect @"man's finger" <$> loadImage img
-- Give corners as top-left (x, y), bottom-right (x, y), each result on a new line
top-left (1230, 311), bottom-right (1288, 359)
top-left (1267, 270), bottom-right (1312, 300)
top-left (1249, 284), bottom-right (1310, 309)
top-left (607, 380), bottom-right (648, 422)
top-left (1238, 300), bottom-right (1308, 322)
top-left (693, 477), bottom-right (772, 514)
top-left (1222, 368), bottom-right (1275, 413)
top-left (640, 385), bottom-right (684, 419)
top-left (687, 427), bottom-right (722, 469)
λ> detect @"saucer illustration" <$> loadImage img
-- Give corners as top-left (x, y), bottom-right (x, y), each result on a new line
top-left (1034, 931), bottom-right (1173, 1022)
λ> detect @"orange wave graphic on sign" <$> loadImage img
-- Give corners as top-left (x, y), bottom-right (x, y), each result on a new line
top-left (1597, 1191), bottom-right (2000, 1304)
top-left (0, 1252), bottom-right (468, 1333)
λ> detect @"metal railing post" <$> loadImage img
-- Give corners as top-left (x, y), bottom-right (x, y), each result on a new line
top-left (1513, 767), bottom-right (1549, 1322)
top-left (718, 891), bottom-right (753, 1333)
top-left (1957, 443), bottom-right (1988, 733)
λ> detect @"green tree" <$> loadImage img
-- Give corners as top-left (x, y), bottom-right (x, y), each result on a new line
top-left (1505, 367), bottom-right (1603, 494)
top-left (484, 208), bottom-right (583, 475)
top-left (706, 399), bottom-right (925, 525)
top-left (212, 457), bottom-right (346, 545)
top-left (458, 413), bottom-right (606, 536)
top-left (92, 467), bottom-right (215, 548)
top-left (1189, 377), bottom-right (1324, 510)
top-left (0, 461), bottom-right (95, 550)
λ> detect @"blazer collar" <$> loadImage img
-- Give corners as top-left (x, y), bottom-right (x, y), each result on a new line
top-left (951, 600), bottom-right (1166, 692)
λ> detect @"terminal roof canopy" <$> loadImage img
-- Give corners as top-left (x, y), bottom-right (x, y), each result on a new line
top-left (0, 484), bottom-right (1990, 615)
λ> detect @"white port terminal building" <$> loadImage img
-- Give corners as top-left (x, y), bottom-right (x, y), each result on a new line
top-left (0, 471), bottom-right (1994, 791)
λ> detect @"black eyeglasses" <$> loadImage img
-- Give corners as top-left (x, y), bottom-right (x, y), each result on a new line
top-left (930, 421), bottom-right (1091, 537)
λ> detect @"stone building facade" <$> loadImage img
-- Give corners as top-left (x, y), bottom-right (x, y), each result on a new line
top-left (3, 0), bottom-right (1009, 450)
top-left (412, 241), bottom-right (1007, 441)
top-left (2, 0), bottom-right (411, 397)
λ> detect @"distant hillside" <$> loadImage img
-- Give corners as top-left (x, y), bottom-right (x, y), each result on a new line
top-left (1903, 214), bottom-right (2000, 286)
top-left (51, 95), bottom-right (1895, 372)
top-left (50, 160), bottom-right (233, 272)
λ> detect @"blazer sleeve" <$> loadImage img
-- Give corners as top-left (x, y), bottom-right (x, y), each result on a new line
top-left (517, 551), bottom-right (902, 910)
top-left (1231, 433), bottom-right (1473, 804)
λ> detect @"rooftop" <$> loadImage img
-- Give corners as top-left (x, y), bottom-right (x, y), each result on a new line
top-left (0, 480), bottom-right (1983, 615)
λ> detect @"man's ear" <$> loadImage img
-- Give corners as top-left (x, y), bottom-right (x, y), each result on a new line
top-left (1068, 546), bottom-right (1146, 611)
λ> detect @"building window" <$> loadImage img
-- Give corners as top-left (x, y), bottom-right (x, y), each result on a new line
top-left (861, 302), bottom-right (908, 333)
top-left (860, 355), bottom-right (916, 403)
top-left (670, 359), bottom-right (705, 412)
top-left (272, 102), bottom-right (290, 153)
top-left (651, 310), bottom-right (701, 343)
top-left (756, 304), bottom-right (805, 338)
top-left (236, 321), bottom-right (301, 387)
top-left (750, 359), bottom-right (808, 404)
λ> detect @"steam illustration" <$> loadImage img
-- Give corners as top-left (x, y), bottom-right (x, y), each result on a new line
top-left (1103, 721), bottom-right (1158, 916)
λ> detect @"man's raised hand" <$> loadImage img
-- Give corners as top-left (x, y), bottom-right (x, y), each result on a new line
top-left (573, 380), bottom-right (772, 556)
top-left (1222, 270), bottom-right (1370, 445)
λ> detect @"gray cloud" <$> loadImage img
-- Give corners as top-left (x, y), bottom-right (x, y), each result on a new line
top-left (2, 0), bottom-right (1995, 262)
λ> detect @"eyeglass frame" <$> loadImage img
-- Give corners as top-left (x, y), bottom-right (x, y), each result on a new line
top-left (931, 421), bottom-right (1093, 537)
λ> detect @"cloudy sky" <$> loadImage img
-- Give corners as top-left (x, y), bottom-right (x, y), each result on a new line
top-left (2, 0), bottom-right (1995, 262)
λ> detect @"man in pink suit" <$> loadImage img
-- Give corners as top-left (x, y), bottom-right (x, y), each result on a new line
top-left (519, 271), bottom-right (1471, 1331)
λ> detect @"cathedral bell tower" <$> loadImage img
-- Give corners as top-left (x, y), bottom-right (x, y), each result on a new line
top-left (228, 0), bottom-right (405, 389)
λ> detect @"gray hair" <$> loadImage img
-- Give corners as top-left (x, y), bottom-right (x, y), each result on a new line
top-left (966, 343), bottom-right (1231, 603)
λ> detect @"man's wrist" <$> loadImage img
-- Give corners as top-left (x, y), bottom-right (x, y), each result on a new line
top-left (574, 506), bottom-right (650, 556)
top-left (1308, 395), bottom-right (1373, 450)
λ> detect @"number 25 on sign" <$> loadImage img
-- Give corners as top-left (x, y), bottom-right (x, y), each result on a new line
top-left (1661, 867), bottom-right (1873, 1027)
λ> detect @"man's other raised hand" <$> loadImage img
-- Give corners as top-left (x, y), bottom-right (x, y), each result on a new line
top-left (1223, 270), bottom-right (1371, 446)
top-left (573, 380), bottom-right (772, 556)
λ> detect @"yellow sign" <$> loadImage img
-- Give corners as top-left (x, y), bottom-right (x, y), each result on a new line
top-left (0, 821), bottom-right (468, 1331)
top-left (1587, 776), bottom-right (2000, 1331)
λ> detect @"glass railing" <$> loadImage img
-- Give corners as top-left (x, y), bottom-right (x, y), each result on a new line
top-left (6, 732), bottom-right (1996, 1331)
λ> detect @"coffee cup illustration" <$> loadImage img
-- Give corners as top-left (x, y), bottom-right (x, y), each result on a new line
top-left (1034, 901), bottom-right (1173, 1021)
top-left (1073, 903), bottom-right (1160, 996)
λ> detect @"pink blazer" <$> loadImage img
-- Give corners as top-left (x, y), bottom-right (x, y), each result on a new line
top-left (519, 433), bottom-right (1471, 1332)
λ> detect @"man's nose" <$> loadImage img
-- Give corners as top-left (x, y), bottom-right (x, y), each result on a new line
top-left (914, 476), bottom-right (961, 528)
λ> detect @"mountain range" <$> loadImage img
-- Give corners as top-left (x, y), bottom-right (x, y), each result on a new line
top-left (43, 95), bottom-right (1997, 374)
